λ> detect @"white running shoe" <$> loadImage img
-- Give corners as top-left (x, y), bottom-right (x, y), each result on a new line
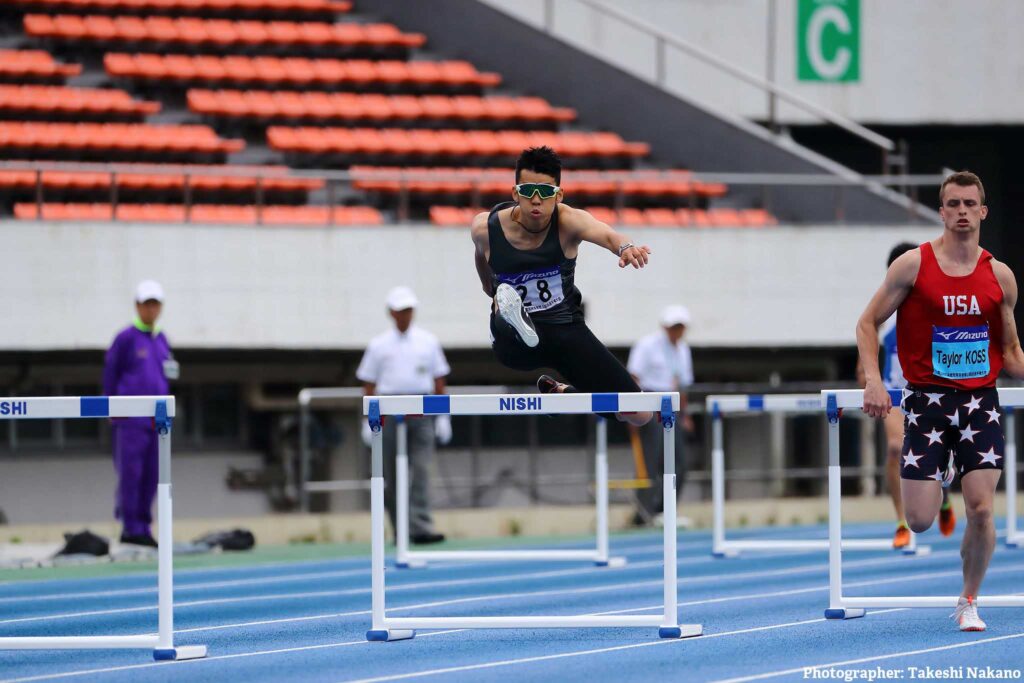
top-left (941, 451), bottom-right (956, 489)
top-left (951, 596), bottom-right (986, 631)
top-left (495, 283), bottom-right (539, 348)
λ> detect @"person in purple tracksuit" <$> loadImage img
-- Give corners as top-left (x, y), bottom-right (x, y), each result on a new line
top-left (103, 280), bottom-right (178, 547)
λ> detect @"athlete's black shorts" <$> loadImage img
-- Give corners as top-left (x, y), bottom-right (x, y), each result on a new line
top-left (900, 385), bottom-right (1004, 481)
top-left (489, 313), bottom-right (640, 394)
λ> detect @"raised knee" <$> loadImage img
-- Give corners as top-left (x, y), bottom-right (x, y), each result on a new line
top-left (906, 513), bottom-right (933, 534)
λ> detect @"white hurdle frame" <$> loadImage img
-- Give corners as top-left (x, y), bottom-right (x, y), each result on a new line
top-left (0, 396), bottom-right (206, 661)
top-left (393, 415), bottom-right (624, 569)
top-left (707, 393), bottom-right (925, 557)
top-left (363, 392), bottom-right (701, 641)
top-left (823, 388), bottom-right (1024, 619)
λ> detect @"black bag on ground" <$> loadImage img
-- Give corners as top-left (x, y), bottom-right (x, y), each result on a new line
top-left (55, 530), bottom-right (109, 557)
top-left (192, 528), bottom-right (255, 551)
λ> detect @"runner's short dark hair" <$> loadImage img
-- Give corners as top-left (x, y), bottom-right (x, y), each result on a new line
top-left (888, 242), bottom-right (917, 268)
top-left (515, 146), bottom-right (561, 185)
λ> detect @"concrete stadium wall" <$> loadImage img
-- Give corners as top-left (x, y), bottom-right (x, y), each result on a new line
top-left (475, 0), bottom-right (1024, 125)
top-left (0, 220), bottom-right (937, 350)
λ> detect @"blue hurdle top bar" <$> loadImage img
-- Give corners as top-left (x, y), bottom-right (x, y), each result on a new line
top-left (0, 396), bottom-right (176, 419)
top-left (824, 387), bottom-right (1024, 409)
top-left (363, 392), bottom-right (679, 417)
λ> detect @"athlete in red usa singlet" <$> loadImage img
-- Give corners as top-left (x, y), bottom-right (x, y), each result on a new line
top-left (856, 171), bottom-right (1024, 632)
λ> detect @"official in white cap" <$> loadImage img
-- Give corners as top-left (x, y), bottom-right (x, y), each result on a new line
top-left (102, 280), bottom-right (178, 547)
top-left (626, 304), bottom-right (695, 525)
top-left (356, 286), bottom-right (451, 544)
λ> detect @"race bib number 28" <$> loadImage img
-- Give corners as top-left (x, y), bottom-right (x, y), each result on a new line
top-left (497, 267), bottom-right (565, 313)
top-left (932, 325), bottom-right (989, 380)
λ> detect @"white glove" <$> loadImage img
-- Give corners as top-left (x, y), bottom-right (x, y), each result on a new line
top-left (361, 420), bottom-right (373, 447)
top-left (434, 415), bottom-right (452, 445)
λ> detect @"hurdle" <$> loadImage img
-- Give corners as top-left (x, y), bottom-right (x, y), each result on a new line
top-left (707, 392), bottom-right (926, 557)
top-left (393, 414), bottom-right (625, 569)
top-left (0, 396), bottom-right (206, 661)
top-left (823, 388), bottom-right (1024, 619)
top-left (364, 392), bottom-right (701, 641)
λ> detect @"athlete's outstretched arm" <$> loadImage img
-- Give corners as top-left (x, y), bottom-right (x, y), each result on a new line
top-left (561, 206), bottom-right (651, 269)
top-left (856, 249), bottom-right (920, 418)
top-left (471, 211), bottom-right (495, 297)
top-left (994, 261), bottom-right (1024, 378)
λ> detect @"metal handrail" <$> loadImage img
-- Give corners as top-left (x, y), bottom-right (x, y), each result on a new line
top-left (545, 0), bottom-right (896, 155)
top-left (0, 160), bottom-right (942, 186)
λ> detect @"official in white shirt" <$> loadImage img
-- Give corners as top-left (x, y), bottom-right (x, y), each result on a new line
top-left (357, 286), bottom-right (452, 544)
top-left (626, 305), bottom-right (695, 525)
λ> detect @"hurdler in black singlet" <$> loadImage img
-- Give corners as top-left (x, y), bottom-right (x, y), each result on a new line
top-left (487, 201), bottom-right (584, 325)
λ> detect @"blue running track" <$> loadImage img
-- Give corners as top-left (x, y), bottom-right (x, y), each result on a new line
top-left (1, 521), bottom-right (1022, 682)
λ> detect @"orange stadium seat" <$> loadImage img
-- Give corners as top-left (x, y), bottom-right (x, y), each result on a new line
top-left (0, 165), bottom-right (323, 203)
top-left (105, 54), bottom-right (502, 92)
top-left (0, 50), bottom-right (83, 84)
top-left (346, 166), bottom-right (728, 209)
top-left (8, 0), bottom-right (352, 19)
top-left (269, 128), bottom-right (648, 167)
top-left (0, 122), bottom-right (243, 161)
top-left (14, 202), bottom-right (381, 224)
top-left (186, 90), bottom-right (576, 128)
top-left (0, 85), bottom-right (160, 120)
top-left (26, 15), bottom-right (426, 55)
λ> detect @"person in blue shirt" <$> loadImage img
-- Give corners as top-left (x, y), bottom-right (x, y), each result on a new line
top-left (103, 280), bottom-right (178, 547)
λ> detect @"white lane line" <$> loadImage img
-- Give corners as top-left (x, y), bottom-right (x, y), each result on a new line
top-left (0, 630), bottom-right (467, 683)
top-left (169, 547), bottom-right (975, 634)
top-left (0, 544), bottom-right (969, 627)
top-left (5, 555), bottom-right (1016, 683)
top-left (334, 611), bottom-right (909, 683)
top-left (0, 538), bottom-right (690, 605)
top-left (0, 567), bottom-right (372, 604)
top-left (709, 631), bottom-right (1024, 683)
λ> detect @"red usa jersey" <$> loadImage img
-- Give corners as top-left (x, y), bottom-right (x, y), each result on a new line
top-left (896, 241), bottom-right (1004, 389)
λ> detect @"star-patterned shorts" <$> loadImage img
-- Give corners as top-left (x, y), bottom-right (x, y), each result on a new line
top-left (900, 386), bottom-right (1004, 481)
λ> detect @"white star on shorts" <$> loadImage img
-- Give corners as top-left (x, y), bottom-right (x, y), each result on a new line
top-left (986, 408), bottom-right (1001, 424)
top-left (925, 392), bottom-right (944, 406)
top-left (905, 409), bottom-right (921, 427)
top-left (903, 450), bottom-right (923, 469)
top-left (928, 467), bottom-right (945, 482)
top-left (925, 428), bottom-right (943, 445)
top-left (959, 424), bottom-right (980, 442)
top-left (964, 394), bottom-right (983, 415)
top-left (978, 447), bottom-right (1001, 466)
top-left (945, 409), bottom-right (960, 427)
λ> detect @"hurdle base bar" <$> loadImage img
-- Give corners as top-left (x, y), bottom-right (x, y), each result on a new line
top-left (1006, 533), bottom-right (1024, 549)
top-left (154, 645), bottom-right (209, 661)
top-left (834, 596), bottom-right (1024, 609)
top-left (397, 549), bottom-right (626, 567)
top-left (713, 539), bottom-right (930, 556)
top-left (366, 629), bottom-right (416, 642)
top-left (0, 637), bottom-right (207, 660)
top-left (377, 615), bottom-right (702, 634)
top-left (660, 624), bottom-right (704, 639)
top-left (824, 608), bottom-right (866, 620)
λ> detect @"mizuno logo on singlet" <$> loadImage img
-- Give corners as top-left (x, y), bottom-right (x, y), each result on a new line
top-left (938, 330), bottom-right (987, 342)
top-left (943, 295), bottom-right (981, 316)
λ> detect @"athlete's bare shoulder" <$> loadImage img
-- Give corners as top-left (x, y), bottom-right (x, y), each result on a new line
top-left (470, 210), bottom-right (490, 246)
top-left (991, 258), bottom-right (1018, 293)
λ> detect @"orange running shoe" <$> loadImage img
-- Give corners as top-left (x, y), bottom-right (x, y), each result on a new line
top-left (893, 524), bottom-right (911, 549)
top-left (939, 504), bottom-right (957, 537)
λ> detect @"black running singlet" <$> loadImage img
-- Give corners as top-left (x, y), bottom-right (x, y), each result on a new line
top-left (487, 201), bottom-right (584, 324)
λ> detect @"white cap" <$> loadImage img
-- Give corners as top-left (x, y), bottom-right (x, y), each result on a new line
top-left (135, 280), bottom-right (164, 303)
top-left (386, 286), bottom-right (418, 311)
top-left (660, 304), bottom-right (690, 327)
